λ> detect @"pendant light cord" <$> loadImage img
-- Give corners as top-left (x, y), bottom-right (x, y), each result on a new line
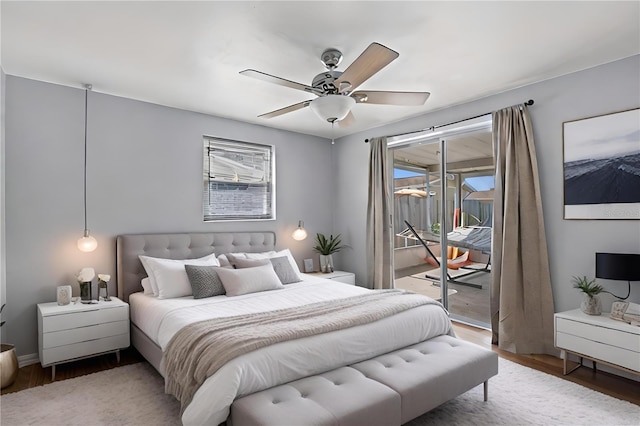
top-left (83, 85), bottom-right (90, 232)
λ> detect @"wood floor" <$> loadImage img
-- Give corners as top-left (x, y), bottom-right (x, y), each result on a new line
top-left (395, 264), bottom-right (492, 327)
top-left (452, 322), bottom-right (640, 405)
top-left (2, 323), bottom-right (639, 407)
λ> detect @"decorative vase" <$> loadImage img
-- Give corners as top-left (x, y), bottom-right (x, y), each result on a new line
top-left (319, 254), bottom-right (334, 273)
top-left (80, 281), bottom-right (92, 303)
top-left (0, 343), bottom-right (19, 389)
top-left (581, 294), bottom-right (602, 316)
top-left (57, 285), bottom-right (72, 305)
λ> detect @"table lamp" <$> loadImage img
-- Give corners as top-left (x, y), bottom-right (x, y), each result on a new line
top-left (595, 252), bottom-right (640, 300)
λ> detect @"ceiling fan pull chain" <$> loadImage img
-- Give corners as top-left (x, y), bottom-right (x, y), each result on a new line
top-left (331, 119), bottom-right (335, 145)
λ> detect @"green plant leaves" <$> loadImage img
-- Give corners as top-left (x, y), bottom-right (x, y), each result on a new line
top-left (313, 233), bottom-right (343, 255)
top-left (572, 275), bottom-right (603, 297)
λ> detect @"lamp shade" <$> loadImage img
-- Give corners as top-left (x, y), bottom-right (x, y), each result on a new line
top-left (310, 95), bottom-right (355, 122)
top-left (595, 252), bottom-right (640, 281)
top-left (77, 232), bottom-right (98, 252)
top-left (292, 221), bottom-right (308, 241)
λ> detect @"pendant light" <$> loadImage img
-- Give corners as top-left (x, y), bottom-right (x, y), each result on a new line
top-left (77, 84), bottom-right (98, 252)
top-left (292, 220), bottom-right (308, 241)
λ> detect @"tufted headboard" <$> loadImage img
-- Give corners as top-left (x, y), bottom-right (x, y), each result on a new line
top-left (117, 231), bottom-right (276, 302)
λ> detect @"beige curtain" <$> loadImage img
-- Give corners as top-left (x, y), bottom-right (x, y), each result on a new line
top-left (366, 137), bottom-right (393, 289)
top-left (491, 105), bottom-right (555, 354)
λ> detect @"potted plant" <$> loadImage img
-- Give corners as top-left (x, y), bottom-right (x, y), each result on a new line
top-left (0, 303), bottom-right (19, 389)
top-left (573, 275), bottom-right (603, 315)
top-left (313, 233), bottom-right (343, 273)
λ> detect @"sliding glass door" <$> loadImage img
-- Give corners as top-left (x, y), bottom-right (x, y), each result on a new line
top-left (390, 117), bottom-right (493, 329)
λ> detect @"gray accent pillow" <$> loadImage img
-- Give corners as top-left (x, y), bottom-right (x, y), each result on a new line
top-left (269, 256), bottom-right (302, 284)
top-left (184, 265), bottom-right (225, 299)
top-left (234, 256), bottom-right (301, 285)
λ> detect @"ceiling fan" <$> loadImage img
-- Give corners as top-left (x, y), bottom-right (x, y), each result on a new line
top-left (240, 42), bottom-right (430, 126)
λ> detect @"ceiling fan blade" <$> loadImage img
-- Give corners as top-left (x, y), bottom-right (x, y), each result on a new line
top-left (258, 100), bottom-right (312, 119)
top-left (338, 111), bottom-right (355, 128)
top-left (351, 91), bottom-right (430, 106)
top-left (240, 69), bottom-right (318, 94)
top-left (334, 43), bottom-right (399, 93)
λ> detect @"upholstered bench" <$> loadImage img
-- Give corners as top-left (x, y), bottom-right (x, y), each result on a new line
top-left (231, 335), bottom-right (498, 426)
top-left (231, 366), bottom-right (401, 426)
top-left (350, 335), bottom-right (498, 424)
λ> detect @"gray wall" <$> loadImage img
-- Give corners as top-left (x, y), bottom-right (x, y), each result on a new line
top-left (4, 76), bottom-right (333, 356)
top-left (333, 55), bottom-right (640, 312)
top-left (5, 56), bottom-right (640, 358)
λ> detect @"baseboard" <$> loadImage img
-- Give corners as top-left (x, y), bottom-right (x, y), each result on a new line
top-left (18, 352), bottom-right (39, 368)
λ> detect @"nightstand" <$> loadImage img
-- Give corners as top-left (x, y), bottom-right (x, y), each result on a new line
top-left (37, 297), bottom-right (130, 380)
top-left (554, 309), bottom-right (640, 376)
top-left (309, 270), bottom-right (356, 285)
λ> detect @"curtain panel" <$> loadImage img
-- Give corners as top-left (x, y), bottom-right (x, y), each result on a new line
top-left (491, 105), bottom-right (555, 354)
top-left (366, 137), bottom-right (393, 289)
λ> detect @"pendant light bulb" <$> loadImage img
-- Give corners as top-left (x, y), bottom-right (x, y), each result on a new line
top-left (78, 230), bottom-right (98, 252)
top-left (292, 220), bottom-right (308, 241)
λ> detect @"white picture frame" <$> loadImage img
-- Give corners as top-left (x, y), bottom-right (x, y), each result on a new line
top-left (303, 258), bottom-right (314, 273)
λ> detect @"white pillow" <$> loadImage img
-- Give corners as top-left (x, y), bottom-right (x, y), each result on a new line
top-left (216, 264), bottom-right (284, 296)
top-left (245, 249), bottom-right (302, 277)
top-left (139, 253), bottom-right (219, 298)
top-left (140, 277), bottom-right (153, 295)
top-left (217, 254), bottom-right (232, 268)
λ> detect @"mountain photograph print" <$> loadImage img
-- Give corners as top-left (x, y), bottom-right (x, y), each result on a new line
top-left (563, 108), bottom-right (640, 220)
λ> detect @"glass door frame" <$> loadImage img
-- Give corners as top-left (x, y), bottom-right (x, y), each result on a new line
top-left (388, 115), bottom-right (492, 309)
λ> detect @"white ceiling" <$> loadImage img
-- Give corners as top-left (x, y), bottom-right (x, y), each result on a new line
top-left (2, 1), bottom-right (639, 139)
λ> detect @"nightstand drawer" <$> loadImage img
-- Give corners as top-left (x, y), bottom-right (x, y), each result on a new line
top-left (41, 333), bottom-right (130, 366)
top-left (556, 332), bottom-right (640, 372)
top-left (42, 320), bottom-right (129, 349)
top-left (42, 306), bottom-right (128, 333)
top-left (556, 317), bottom-right (638, 353)
top-left (309, 271), bottom-right (356, 285)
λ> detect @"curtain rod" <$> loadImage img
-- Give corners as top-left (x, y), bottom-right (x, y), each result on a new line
top-left (364, 99), bottom-right (534, 143)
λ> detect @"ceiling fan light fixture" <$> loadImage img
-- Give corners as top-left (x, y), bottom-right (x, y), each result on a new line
top-left (310, 95), bottom-right (355, 123)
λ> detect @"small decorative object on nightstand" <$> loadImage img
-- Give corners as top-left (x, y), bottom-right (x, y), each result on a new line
top-left (56, 285), bottom-right (72, 306)
top-left (313, 233), bottom-right (343, 273)
top-left (303, 258), bottom-right (314, 273)
top-left (77, 267), bottom-right (96, 303)
top-left (572, 275), bottom-right (602, 315)
top-left (37, 297), bottom-right (130, 380)
top-left (97, 274), bottom-right (111, 301)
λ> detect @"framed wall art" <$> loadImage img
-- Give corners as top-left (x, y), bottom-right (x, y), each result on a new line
top-left (563, 108), bottom-right (640, 220)
top-left (202, 136), bottom-right (275, 221)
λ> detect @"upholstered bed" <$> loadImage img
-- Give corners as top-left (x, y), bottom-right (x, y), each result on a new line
top-left (117, 231), bottom-right (497, 426)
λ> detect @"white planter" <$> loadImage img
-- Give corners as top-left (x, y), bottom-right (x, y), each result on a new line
top-left (1, 344), bottom-right (18, 389)
top-left (581, 295), bottom-right (602, 316)
top-left (319, 254), bottom-right (334, 273)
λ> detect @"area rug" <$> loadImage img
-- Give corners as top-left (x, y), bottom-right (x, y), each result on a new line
top-left (1, 358), bottom-right (638, 425)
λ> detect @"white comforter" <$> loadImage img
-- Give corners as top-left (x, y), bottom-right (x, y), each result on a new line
top-left (129, 274), bottom-right (452, 426)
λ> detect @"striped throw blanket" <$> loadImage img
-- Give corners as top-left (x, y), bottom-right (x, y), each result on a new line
top-left (164, 289), bottom-right (441, 411)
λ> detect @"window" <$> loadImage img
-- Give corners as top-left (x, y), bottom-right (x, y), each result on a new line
top-left (203, 136), bottom-right (275, 221)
